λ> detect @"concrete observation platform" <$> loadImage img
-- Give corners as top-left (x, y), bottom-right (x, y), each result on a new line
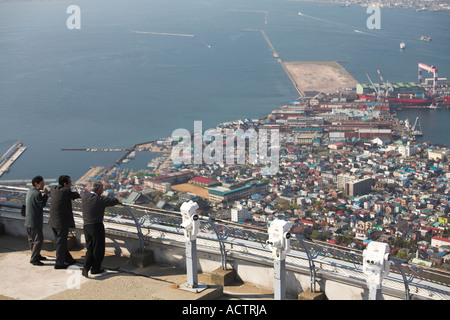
top-left (0, 234), bottom-right (273, 301)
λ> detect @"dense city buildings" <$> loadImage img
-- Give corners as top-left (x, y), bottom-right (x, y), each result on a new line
top-left (49, 85), bottom-right (450, 271)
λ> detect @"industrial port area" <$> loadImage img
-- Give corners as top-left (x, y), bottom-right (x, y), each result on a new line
top-left (1, 18), bottom-right (450, 275)
top-left (3, 58), bottom-right (447, 272)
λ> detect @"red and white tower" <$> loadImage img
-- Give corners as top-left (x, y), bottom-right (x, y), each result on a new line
top-left (418, 62), bottom-right (438, 95)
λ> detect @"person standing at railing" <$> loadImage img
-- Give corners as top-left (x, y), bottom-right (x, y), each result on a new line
top-left (49, 175), bottom-right (80, 269)
top-left (80, 180), bottom-right (120, 278)
top-left (24, 175), bottom-right (49, 266)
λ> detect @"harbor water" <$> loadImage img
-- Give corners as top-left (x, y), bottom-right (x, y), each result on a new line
top-left (0, 0), bottom-right (449, 181)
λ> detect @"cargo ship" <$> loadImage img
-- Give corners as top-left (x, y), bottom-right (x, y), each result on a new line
top-left (358, 63), bottom-right (446, 107)
top-left (358, 94), bottom-right (433, 106)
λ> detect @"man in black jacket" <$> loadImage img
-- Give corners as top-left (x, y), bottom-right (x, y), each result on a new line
top-left (49, 175), bottom-right (80, 269)
top-left (25, 175), bottom-right (49, 265)
top-left (80, 180), bottom-right (120, 277)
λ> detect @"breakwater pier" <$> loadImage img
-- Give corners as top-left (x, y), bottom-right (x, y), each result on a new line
top-left (61, 148), bottom-right (128, 152)
top-left (61, 146), bottom-right (133, 165)
top-left (0, 178), bottom-right (56, 185)
top-left (241, 28), bottom-right (305, 97)
top-left (0, 141), bottom-right (27, 178)
top-left (132, 30), bottom-right (195, 37)
top-left (241, 29), bottom-right (358, 97)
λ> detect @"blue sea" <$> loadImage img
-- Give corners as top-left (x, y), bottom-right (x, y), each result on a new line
top-left (1, 0), bottom-right (449, 182)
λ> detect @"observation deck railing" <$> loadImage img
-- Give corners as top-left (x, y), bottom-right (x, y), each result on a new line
top-left (1, 185), bottom-right (449, 300)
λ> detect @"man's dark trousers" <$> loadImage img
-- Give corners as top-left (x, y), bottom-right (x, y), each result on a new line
top-left (52, 227), bottom-right (75, 266)
top-left (83, 222), bottom-right (105, 272)
top-left (27, 227), bottom-right (43, 263)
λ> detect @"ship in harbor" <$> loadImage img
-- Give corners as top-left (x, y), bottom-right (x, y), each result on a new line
top-left (358, 79), bottom-right (434, 107)
top-left (358, 93), bottom-right (433, 106)
top-left (358, 63), bottom-right (446, 107)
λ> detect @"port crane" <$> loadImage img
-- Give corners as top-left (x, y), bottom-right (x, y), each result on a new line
top-left (418, 63), bottom-right (438, 95)
top-left (365, 72), bottom-right (381, 101)
top-left (375, 66), bottom-right (394, 97)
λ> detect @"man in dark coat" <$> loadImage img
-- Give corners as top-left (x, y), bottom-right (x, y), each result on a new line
top-left (24, 175), bottom-right (49, 266)
top-left (49, 175), bottom-right (80, 269)
top-left (80, 181), bottom-right (120, 277)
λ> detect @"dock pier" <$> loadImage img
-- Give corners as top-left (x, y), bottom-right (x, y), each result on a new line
top-left (132, 30), bottom-right (195, 37)
top-left (241, 28), bottom-right (304, 98)
top-left (115, 145), bottom-right (136, 165)
top-left (0, 179), bottom-right (56, 185)
top-left (61, 139), bottom-right (170, 168)
top-left (61, 148), bottom-right (128, 152)
top-left (0, 141), bottom-right (27, 178)
top-left (61, 146), bottom-right (133, 165)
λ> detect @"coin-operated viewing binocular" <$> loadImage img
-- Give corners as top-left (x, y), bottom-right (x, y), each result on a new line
top-left (267, 219), bottom-right (292, 260)
top-left (363, 241), bottom-right (391, 290)
top-left (180, 200), bottom-right (200, 241)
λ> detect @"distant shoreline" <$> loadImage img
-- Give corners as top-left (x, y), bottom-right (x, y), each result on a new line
top-left (1, 0), bottom-right (449, 12)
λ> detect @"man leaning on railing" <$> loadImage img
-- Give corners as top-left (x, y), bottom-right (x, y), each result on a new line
top-left (80, 181), bottom-right (121, 278)
top-left (49, 175), bottom-right (80, 269)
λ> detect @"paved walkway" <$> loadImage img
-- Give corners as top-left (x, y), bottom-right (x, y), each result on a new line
top-left (0, 235), bottom-right (273, 300)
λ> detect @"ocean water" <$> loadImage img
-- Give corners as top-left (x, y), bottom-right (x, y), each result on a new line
top-left (0, 0), bottom-right (449, 181)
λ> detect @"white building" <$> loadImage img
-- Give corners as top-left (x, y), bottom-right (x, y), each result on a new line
top-left (231, 204), bottom-right (252, 223)
top-left (431, 236), bottom-right (450, 250)
top-left (372, 136), bottom-right (391, 146)
top-left (428, 148), bottom-right (449, 161)
top-left (398, 144), bottom-right (418, 157)
top-left (337, 174), bottom-right (355, 189)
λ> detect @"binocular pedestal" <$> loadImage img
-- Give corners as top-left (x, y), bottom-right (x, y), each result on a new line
top-left (186, 239), bottom-right (198, 289)
top-left (274, 259), bottom-right (287, 300)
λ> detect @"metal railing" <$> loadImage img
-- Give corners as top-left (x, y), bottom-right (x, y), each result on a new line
top-left (1, 185), bottom-right (450, 300)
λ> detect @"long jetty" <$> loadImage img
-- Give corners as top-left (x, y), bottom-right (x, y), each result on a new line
top-left (61, 146), bottom-right (132, 165)
top-left (241, 28), bottom-right (304, 98)
top-left (132, 30), bottom-right (195, 37)
top-left (115, 145), bottom-right (136, 165)
top-left (0, 179), bottom-right (56, 185)
top-left (61, 148), bottom-right (128, 152)
top-left (0, 142), bottom-right (27, 178)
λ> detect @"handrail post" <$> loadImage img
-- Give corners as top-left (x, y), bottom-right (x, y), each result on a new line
top-left (294, 235), bottom-right (318, 293)
top-left (205, 217), bottom-right (227, 270)
top-left (123, 205), bottom-right (145, 253)
top-left (391, 258), bottom-right (411, 300)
